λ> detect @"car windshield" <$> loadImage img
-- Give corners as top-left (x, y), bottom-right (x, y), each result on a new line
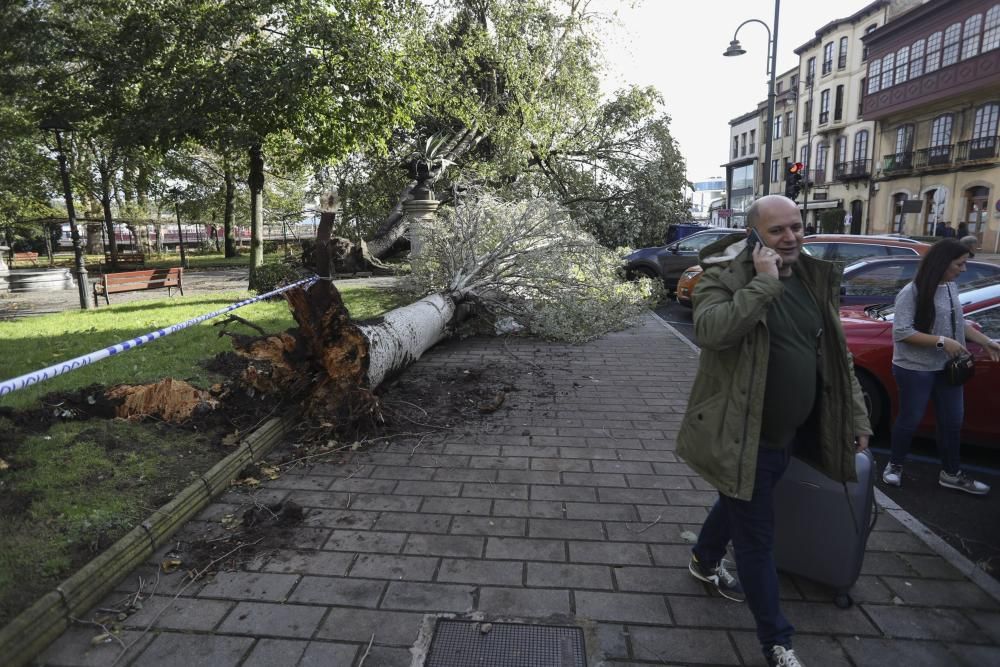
top-left (862, 275), bottom-right (1000, 320)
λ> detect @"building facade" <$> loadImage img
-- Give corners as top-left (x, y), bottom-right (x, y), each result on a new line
top-left (863, 0), bottom-right (1000, 251)
top-left (759, 67), bottom-right (802, 197)
top-left (723, 109), bottom-right (761, 228)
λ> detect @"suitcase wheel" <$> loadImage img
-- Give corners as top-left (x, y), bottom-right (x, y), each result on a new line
top-left (834, 592), bottom-right (853, 609)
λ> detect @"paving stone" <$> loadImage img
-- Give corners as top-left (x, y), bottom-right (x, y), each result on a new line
top-left (865, 530), bottom-right (934, 554)
top-left (499, 445), bottom-right (560, 458)
top-left (349, 493), bottom-right (422, 512)
top-left (217, 601), bottom-right (326, 638)
top-left (198, 572), bottom-right (299, 602)
top-left (569, 541), bottom-right (650, 566)
top-left (530, 457), bottom-right (592, 472)
top-left (598, 487), bottom-right (669, 504)
top-left (315, 608), bottom-right (425, 645)
top-left (445, 442), bottom-right (501, 456)
top-left (565, 502), bottom-right (638, 521)
top-left (348, 645), bottom-right (411, 667)
top-left (896, 553), bottom-right (965, 579)
top-left (493, 499), bottom-right (567, 518)
top-left (393, 480), bottom-right (464, 497)
top-left (301, 508), bottom-right (378, 530)
top-left (614, 566), bottom-right (704, 595)
top-left (494, 469), bottom-right (561, 484)
top-left (369, 465), bottom-right (437, 481)
top-left (297, 641), bottom-right (360, 666)
top-left (559, 447), bottom-right (623, 460)
top-left (529, 518), bottom-right (604, 540)
top-left (286, 490), bottom-right (350, 509)
top-left (349, 554), bottom-right (439, 581)
top-left (404, 533), bottom-right (484, 558)
top-left (486, 536), bottom-right (566, 561)
top-left (450, 515), bottom-right (526, 536)
top-left (650, 461), bottom-right (693, 475)
top-left (433, 466), bottom-right (498, 482)
top-left (562, 472), bottom-right (629, 487)
top-left (576, 591), bottom-right (671, 624)
top-left (617, 449), bottom-right (679, 463)
top-left (625, 474), bottom-right (692, 490)
top-left (421, 496), bottom-right (492, 515)
top-left (777, 600), bottom-right (879, 634)
top-left (132, 633), bottom-right (254, 667)
top-left (647, 543), bottom-right (697, 568)
top-left (664, 489), bottom-right (718, 506)
top-left (966, 611), bottom-right (1000, 643)
top-left (525, 562), bottom-right (614, 589)
top-left (732, 631), bottom-right (852, 667)
top-left (667, 595), bottom-right (756, 629)
top-left (594, 623), bottom-right (630, 661)
top-left (461, 481), bottom-right (529, 499)
top-left (863, 604), bottom-right (991, 642)
top-left (329, 477), bottom-right (398, 494)
top-left (478, 586), bottom-right (571, 617)
top-left (375, 511), bottom-right (451, 533)
top-left (530, 484), bottom-right (597, 502)
top-left (791, 574), bottom-right (893, 605)
top-left (382, 581), bottom-right (475, 612)
top-left (590, 461), bottom-right (654, 474)
top-left (468, 455), bottom-right (529, 469)
top-left (287, 576), bottom-right (385, 607)
top-left (944, 642), bottom-right (1000, 666)
top-left (122, 595), bottom-right (232, 631)
top-left (628, 626), bottom-right (737, 665)
top-left (36, 627), bottom-right (155, 667)
top-left (858, 550), bottom-right (919, 577)
top-left (437, 558), bottom-right (524, 585)
top-left (881, 576), bottom-right (1000, 610)
top-left (240, 638), bottom-right (307, 667)
top-left (837, 636), bottom-right (961, 667)
top-left (323, 529), bottom-right (407, 554)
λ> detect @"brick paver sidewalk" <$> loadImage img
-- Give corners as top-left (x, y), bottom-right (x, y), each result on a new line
top-left (38, 313), bottom-right (1000, 666)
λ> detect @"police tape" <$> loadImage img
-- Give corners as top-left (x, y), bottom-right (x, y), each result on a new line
top-left (0, 276), bottom-right (319, 398)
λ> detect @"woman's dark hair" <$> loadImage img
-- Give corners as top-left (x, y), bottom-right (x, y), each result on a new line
top-left (912, 238), bottom-right (969, 333)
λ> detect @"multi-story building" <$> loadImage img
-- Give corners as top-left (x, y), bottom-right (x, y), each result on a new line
top-left (793, 1), bottom-right (921, 232)
top-left (723, 109), bottom-right (761, 228)
top-left (863, 0), bottom-right (1000, 251)
top-left (759, 66), bottom-right (801, 197)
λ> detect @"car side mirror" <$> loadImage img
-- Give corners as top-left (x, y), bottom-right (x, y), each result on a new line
top-left (669, 244), bottom-right (679, 254)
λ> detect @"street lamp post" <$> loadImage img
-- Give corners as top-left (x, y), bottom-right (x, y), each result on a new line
top-left (169, 188), bottom-right (189, 269)
top-left (724, 0), bottom-right (781, 197)
top-left (39, 117), bottom-right (93, 310)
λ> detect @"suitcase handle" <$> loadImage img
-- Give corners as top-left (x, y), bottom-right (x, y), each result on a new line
top-left (841, 449), bottom-right (877, 537)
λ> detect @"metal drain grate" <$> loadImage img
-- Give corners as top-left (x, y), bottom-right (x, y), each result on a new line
top-left (425, 620), bottom-right (586, 667)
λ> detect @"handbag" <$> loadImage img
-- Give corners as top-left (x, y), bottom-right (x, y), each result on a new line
top-left (943, 284), bottom-right (974, 386)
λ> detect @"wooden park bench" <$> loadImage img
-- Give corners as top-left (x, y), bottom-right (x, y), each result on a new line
top-left (103, 250), bottom-right (145, 268)
top-left (93, 267), bottom-right (184, 307)
top-left (12, 251), bottom-right (39, 266)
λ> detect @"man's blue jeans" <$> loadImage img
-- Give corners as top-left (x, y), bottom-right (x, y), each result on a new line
top-left (692, 446), bottom-right (794, 652)
top-left (890, 364), bottom-right (964, 474)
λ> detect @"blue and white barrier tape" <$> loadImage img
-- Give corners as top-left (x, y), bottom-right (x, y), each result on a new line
top-left (0, 276), bottom-right (318, 397)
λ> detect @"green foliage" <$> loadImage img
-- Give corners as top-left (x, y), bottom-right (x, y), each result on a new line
top-left (247, 260), bottom-right (307, 295)
top-left (819, 208), bottom-right (847, 234)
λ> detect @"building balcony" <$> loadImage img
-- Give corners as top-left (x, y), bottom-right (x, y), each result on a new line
top-left (833, 159), bottom-right (872, 181)
top-left (882, 152), bottom-right (914, 173)
top-left (914, 145), bottom-right (953, 168)
top-left (956, 136), bottom-right (1000, 163)
top-left (810, 168), bottom-right (827, 185)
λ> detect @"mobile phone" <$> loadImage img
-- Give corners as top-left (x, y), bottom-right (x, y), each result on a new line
top-left (746, 226), bottom-right (767, 252)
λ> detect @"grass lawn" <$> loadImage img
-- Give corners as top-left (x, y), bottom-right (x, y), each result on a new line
top-left (0, 284), bottom-right (410, 627)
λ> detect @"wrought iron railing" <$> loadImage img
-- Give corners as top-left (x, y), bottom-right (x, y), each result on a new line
top-left (833, 159), bottom-right (872, 180)
top-left (883, 152), bottom-right (913, 172)
top-left (914, 145), bottom-right (953, 167)
top-left (956, 136), bottom-right (1000, 162)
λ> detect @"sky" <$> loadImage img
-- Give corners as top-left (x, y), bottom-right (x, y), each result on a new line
top-left (592, 0), bottom-right (877, 182)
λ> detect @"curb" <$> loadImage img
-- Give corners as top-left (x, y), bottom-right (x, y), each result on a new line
top-left (0, 411), bottom-right (299, 667)
top-left (648, 309), bottom-right (1000, 606)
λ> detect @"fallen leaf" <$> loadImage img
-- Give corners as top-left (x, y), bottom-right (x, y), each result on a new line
top-left (259, 465), bottom-right (280, 480)
top-left (221, 514), bottom-right (240, 530)
top-left (161, 558), bottom-right (183, 574)
top-left (679, 530), bottom-right (698, 543)
top-left (221, 431), bottom-right (241, 448)
top-left (0, 458), bottom-right (9, 471)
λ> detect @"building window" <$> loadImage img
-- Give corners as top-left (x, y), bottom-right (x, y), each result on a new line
top-left (834, 85), bottom-right (844, 121)
top-left (803, 100), bottom-right (812, 132)
top-left (776, 81), bottom-right (783, 94)
top-left (986, 5), bottom-right (1000, 52)
top-left (867, 60), bottom-right (881, 93)
top-left (819, 89), bottom-right (830, 124)
top-left (836, 136), bottom-right (847, 165)
top-left (822, 42), bottom-right (834, 74)
top-left (963, 14), bottom-right (983, 60)
top-left (750, 129), bottom-right (756, 153)
top-left (741, 132), bottom-right (747, 156)
top-left (880, 52), bottom-right (895, 89)
top-left (926, 31), bottom-right (943, 72)
top-left (910, 39), bottom-right (926, 78)
top-left (791, 74), bottom-right (798, 88)
top-left (771, 159), bottom-right (780, 183)
top-left (733, 137), bottom-right (739, 159)
top-left (931, 114), bottom-right (953, 147)
top-left (854, 130), bottom-right (869, 161)
top-left (838, 36), bottom-right (849, 69)
top-left (800, 144), bottom-right (810, 166)
top-left (974, 102), bottom-right (999, 138)
top-left (858, 78), bottom-right (867, 115)
top-left (786, 111), bottom-right (794, 133)
top-left (895, 125), bottom-right (914, 154)
top-left (892, 193), bottom-right (908, 234)
top-left (816, 143), bottom-right (828, 180)
top-left (774, 114), bottom-right (782, 140)
top-left (895, 46), bottom-right (909, 85)
top-left (942, 22), bottom-right (961, 67)
top-left (863, 23), bottom-right (878, 61)
top-left (807, 57), bottom-right (816, 84)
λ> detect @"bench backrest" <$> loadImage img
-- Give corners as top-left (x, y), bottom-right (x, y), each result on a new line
top-left (102, 267), bottom-right (182, 292)
top-left (13, 252), bottom-right (38, 259)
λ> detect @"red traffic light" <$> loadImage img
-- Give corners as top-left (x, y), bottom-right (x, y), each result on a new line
top-left (789, 162), bottom-right (805, 174)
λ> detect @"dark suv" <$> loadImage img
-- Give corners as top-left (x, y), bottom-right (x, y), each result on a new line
top-left (624, 227), bottom-right (743, 289)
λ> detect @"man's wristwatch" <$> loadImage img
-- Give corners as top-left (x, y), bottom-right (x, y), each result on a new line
top-left (936, 336), bottom-right (945, 349)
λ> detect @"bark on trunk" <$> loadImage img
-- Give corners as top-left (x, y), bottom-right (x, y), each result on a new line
top-left (224, 160), bottom-right (238, 258)
top-left (99, 166), bottom-right (119, 270)
top-left (248, 144), bottom-right (265, 281)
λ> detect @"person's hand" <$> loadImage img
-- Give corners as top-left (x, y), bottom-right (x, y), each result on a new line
top-left (941, 337), bottom-right (968, 359)
top-left (855, 434), bottom-right (869, 453)
top-left (752, 244), bottom-right (781, 279)
top-left (984, 339), bottom-right (1000, 362)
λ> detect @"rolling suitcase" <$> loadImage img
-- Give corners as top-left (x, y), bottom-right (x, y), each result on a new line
top-left (773, 449), bottom-right (877, 608)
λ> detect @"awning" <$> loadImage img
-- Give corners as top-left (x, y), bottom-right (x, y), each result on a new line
top-left (797, 199), bottom-right (843, 210)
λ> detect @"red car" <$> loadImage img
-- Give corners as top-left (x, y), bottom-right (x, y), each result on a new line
top-left (842, 276), bottom-right (1000, 448)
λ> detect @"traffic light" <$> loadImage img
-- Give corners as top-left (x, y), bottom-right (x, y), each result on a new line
top-left (784, 162), bottom-right (804, 200)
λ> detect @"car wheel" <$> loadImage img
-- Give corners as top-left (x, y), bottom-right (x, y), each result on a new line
top-left (634, 266), bottom-right (658, 281)
top-left (856, 371), bottom-right (886, 435)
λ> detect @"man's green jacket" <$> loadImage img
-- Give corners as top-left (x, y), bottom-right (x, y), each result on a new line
top-left (676, 235), bottom-right (872, 501)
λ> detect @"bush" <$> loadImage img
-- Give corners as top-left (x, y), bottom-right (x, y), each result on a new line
top-left (248, 260), bottom-right (305, 295)
top-left (819, 209), bottom-right (846, 234)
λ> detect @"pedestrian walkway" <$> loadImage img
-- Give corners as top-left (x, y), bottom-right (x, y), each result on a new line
top-left (36, 313), bottom-right (1000, 666)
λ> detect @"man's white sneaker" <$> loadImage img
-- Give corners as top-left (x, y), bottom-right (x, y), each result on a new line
top-left (767, 645), bottom-right (804, 667)
top-left (939, 470), bottom-right (990, 495)
top-left (882, 463), bottom-right (902, 487)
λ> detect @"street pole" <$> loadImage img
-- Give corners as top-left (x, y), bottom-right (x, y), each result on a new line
top-left (172, 196), bottom-right (189, 269)
top-left (762, 0), bottom-right (780, 196)
top-left (50, 128), bottom-right (93, 310)
top-left (802, 79), bottom-right (814, 227)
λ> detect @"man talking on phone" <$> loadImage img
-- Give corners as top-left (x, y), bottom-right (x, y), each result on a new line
top-left (677, 195), bottom-right (871, 667)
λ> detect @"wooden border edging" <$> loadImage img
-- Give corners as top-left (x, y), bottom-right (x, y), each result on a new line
top-left (0, 411), bottom-right (299, 667)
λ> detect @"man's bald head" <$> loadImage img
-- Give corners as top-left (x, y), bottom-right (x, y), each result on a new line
top-left (746, 195), bottom-right (801, 231)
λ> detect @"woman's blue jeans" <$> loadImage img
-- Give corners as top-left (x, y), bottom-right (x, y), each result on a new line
top-left (890, 364), bottom-right (964, 474)
top-left (692, 446), bottom-right (794, 653)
